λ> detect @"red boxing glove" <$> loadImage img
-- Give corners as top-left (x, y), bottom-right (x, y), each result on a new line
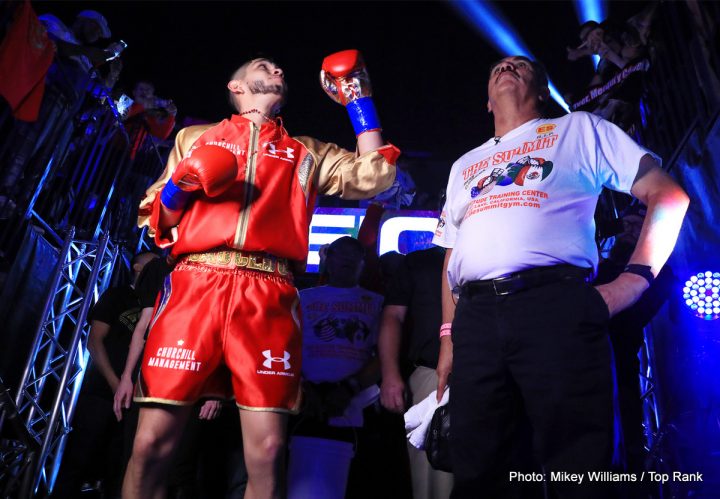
top-left (320, 50), bottom-right (381, 136)
top-left (320, 49), bottom-right (372, 106)
top-left (161, 145), bottom-right (238, 211)
top-left (171, 145), bottom-right (238, 197)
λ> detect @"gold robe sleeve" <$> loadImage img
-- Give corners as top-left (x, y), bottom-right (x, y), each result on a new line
top-left (293, 136), bottom-right (400, 200)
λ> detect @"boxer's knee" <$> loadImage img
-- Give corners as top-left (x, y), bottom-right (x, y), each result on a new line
top-left (244, 432), bottom-right (286, 471)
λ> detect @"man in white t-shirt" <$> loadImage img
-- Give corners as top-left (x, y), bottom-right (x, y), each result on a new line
top-left (433, 55), bottom-right (689, 499)
top-left (299, 236), bottom-right (383, 425)
top-left (293, 236), bottom-right (383, 497)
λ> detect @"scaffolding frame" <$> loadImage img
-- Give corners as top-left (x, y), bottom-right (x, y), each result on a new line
top-left (0, 227), bottom-right (117, 496)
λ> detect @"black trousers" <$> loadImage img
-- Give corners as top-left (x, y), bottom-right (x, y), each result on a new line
top-left (450, 278), bottom-right (615, 499)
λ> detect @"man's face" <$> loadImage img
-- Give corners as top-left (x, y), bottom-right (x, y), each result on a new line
top-left (244, 59), bottom-right (287, 98)
top-left (75, 18), bottom-right (103, 44)
top-left (133, 82), bottom-right (155, 100)
top-left (325, 244), bottom-right (364, 285)
top-left (582, 27), bottom-right (605, 53)
top-left (487, 56), bottom-right (545, 112)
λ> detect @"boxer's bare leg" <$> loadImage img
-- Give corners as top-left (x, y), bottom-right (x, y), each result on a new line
top-left (239, 409), bottom-right (288, 499)
top-left (122, 405), bottom-right (193, 499)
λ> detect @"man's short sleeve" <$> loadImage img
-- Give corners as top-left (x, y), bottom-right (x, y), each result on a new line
top-left (432, 200), bottom-right (458, 249)
top-left (88, 289), bottom-right (119, 324)
top-left (136, 259), bottom-right (172, 309)
top-left (590, 114), bottom-right (660, 193)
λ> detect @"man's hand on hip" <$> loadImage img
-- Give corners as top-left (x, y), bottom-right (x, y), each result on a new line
top-left (594, 271), bottom-right (650, 317)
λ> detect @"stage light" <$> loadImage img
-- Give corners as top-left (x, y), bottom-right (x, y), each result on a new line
top-left (452, 0), bottom-right (571, 113)
top-left (573, 0), bottom-right (606, 25)
top-left (683, 271), bottom-right (720, 320)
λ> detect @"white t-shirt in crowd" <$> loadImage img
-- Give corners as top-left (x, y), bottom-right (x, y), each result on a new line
top-left (433, 111), bottom-right (657, 288)
top-left (299, 285), bottom-right (383, 384)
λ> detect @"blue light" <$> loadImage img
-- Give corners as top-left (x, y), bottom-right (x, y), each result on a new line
top-left (452, 0), bottom-right (571, 113)
top-left (683, 271), bottom-right (720, 320)
top-left (573, 0), bottom-right (606, 25)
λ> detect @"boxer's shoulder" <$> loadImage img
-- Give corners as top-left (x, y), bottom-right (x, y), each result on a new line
top-left (176, 123), bottom-right (221, 149)
top-left (292, 135), bottom-right (341, 160)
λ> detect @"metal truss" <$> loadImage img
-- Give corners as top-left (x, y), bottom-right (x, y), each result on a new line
top-left (0, 227), bottom-right (117, 496)
top-left (639, 327), bottom-right (661, 460)
top-left (639, 326), bottom-right (675, 499)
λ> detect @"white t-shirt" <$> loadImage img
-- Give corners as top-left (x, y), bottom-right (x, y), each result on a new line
top-left (433, 112), bottom-right (657, 288)
top-left (299, 285), bottom-right (383, 383)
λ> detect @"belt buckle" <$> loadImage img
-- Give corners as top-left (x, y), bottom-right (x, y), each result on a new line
top-left (492, 276), bottom-right (514, 296)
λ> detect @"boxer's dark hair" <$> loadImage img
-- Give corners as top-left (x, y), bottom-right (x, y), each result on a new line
top-left (227, 53), bottom-right (279, 112)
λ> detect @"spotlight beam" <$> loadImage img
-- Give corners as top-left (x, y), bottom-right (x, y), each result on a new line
top-left (451, 0), bottom-right (571, 113)
top-left (573, 0), bottom-right (606, 26)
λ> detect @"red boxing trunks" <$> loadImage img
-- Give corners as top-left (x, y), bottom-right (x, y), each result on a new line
top-left (134, 249), bottom-right (302, 413)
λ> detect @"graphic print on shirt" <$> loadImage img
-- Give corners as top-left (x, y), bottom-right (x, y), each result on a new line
top-left (460, 125), bottom-right (559, 220)
top-left (469, 156), bottom-right (553, 198)
top-left (313, 315), bottom-right (371, 345)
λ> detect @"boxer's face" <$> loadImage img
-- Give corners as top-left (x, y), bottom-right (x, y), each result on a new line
top-left (244, 59), bottom-right (287, 98)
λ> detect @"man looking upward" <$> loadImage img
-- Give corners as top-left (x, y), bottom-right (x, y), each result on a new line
top-left (434, 55), bottom-right (688, 498)
top-left (123, 52), bottom-right (399, 499)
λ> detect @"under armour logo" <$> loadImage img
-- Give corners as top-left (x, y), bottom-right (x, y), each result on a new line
top-left (262, 350), bottom-right (291, 370)
top-left (266, 143), bottom-right (295, 159)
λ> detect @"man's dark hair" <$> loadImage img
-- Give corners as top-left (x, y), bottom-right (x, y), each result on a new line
top-left (327, 236), bottom-right (364, 258)
top-left (578, 20), bottom-right (601, 42)
top-left (130, 250), bottom-right (157, 268)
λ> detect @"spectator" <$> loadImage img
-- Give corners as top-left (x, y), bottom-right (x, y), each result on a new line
top-left (595, 207), bottom-right (674, 491)
top-left (567, 20), bottom-right (646, 86)
top-left (0, 9), bottom-right (123, 219)
top-left (567, 16), bottom-right (653, 133)
top-left (113, 255), bottom-right (245, 498)
top-left (292, 236), bottom-right (384, 498)
top-left (379, 245), bottom-right (454, 499)
top-left (39, 10), bottom-right (124, 89)
top-left (52, 250), bottom-right (158, 498)
top-left (124, 81), bottom-right (177, 146)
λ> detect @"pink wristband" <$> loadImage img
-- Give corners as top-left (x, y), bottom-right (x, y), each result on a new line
top-left (439, 322), bottom-right (452, 338)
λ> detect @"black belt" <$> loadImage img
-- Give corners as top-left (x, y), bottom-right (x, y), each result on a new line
top-left (460, 265), bottom-right (592, 298)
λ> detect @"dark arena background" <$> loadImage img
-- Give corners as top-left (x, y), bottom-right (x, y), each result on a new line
top-left (0, 0), bottom-right (718, 497)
